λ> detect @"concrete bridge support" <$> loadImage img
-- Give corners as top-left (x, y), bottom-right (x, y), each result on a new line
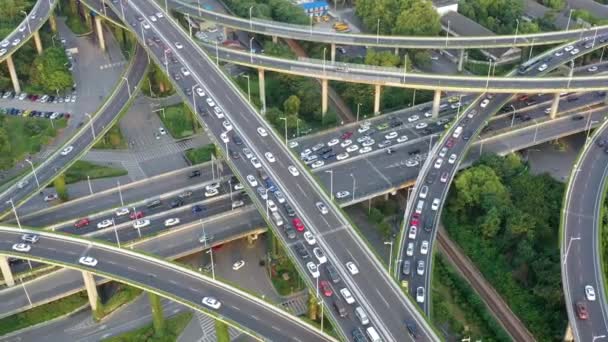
top-left (330, 43), bottom-right (336, 62)
top-left (258, 69), bottom-right (266, 114)
top-left (432, 89), bottom-right (441, 118)
top-left (604, 91), bottom-right (608, 105)
top-left (549, 93), bottom-right (560, 119)
top-left (247, 233), bottom-right (259, 245)
top-left (272, 35), bottom-right (278, 44)
top-left (394, 47), bottom-right (399, 56)
top-left (457, 50), bottom-right (466, 72)
top-left (6, 55), bottom-right (21, 94)
top-left (322, 78), bottom-right (329, 116)
top-left (95, 16), bottom-right (106, 51)
top-left (374, 84), bottom-right (382, 115)
top-left (49, 14), bottom-right (57, 32)
top-left (0, 256), bottom-right (15, 287)
top-left (33, 31), bottom-right (43, 55)
top-left (82, 271), bottom-right (99, 312)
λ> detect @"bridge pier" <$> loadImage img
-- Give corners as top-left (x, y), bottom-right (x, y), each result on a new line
top-left (550, 93), bottom-right (560, 119)
top-left (0, 256), bottom-right (15, 287)
top-left (49, 14), bottom-right (57, 32)
top-left (6, 55), bottom-right (21, 94)
top-left (322, 78), bottom-right (329, 116)
top-left (563, 324), bottom-right (574, 341)
top-left (247, 233), bottom-right (259, 245)
top-left (82, 271), bottom-right (99, 312)
top-left (330, 43), bottom-right (336, 62)
top-left (457, 49), bottom-right (466, 72)
top-left (394, 47), bottom-right (399, 56)
top-left (95, 16), bottom-right (106, 51)
top-left (374, 84), bottom-right (381, 115)
top-left (33, 31), bottom-right (43, 55)
top-left (272, 35), bottom-right (277, 44)
top-left (432, 89), bottom-right (441, 118)
top-left (258, 69), bottom-right (266, 114)
top-left (604, 91), bottom-right (608, 105)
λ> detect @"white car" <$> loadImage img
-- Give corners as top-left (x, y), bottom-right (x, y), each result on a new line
top-left (288, 165), bottom-right (299, 176)
top-left (311, 160), bottom-right (325, 169)
top-left (242, 148), bottom-right (254, 159)
top-left (327, 138), bottom-right (339, 146)
top-left (417, 260), bottom-right (425, 275)
top-left (257, 127), bottom-right (268, 137)
top-left (346, 261), bottom-right (359, 275)
top-left (408, 226), bottom-right (417, 240)
top-left (232, 260), bottom-right (245, 270)
top-left (142, 22), bottom-right (151, 29)
top-left (214, 107), bottom-right (224, 118)
top-left (222, 120), bottom-right (232, 131)
top-left (149, 15), bottom-right (157, 22)
top-left (397, 135), bottom-right (408, 143)
top-left (408, 115), bottom-right (420, 122)
top-left (537, 63), bottom-right (548, 72)
top-left (205, 182), bottom-right (221, 191)
top-left (336, 152), bottom-right (349, 161)
top-left (303, 231), bottom-right (316, 245)
top-left (586, 285), bottom-right (596, 301)
top-left (17, 180), bottom-right (28, 189)
top-left (385, 131), bottom-right (398, 140)
top-left (0, 49), bottom-right (6, 57)
top-left (434, 158), bottom-right (443, 169)
top-left (251, 157), bottom-right (262, 169)
top-left (0, 40), bottom-right (8, 47)
top-left (359, 146), bottom-right (372, 154)
top-left (564, 45), bottom-right (574, 52)
top-left (265, 152), bottom-right (276, 162)
top-left (159, 127), bottom-right (167, 135)
top-left (97, 219), bottom-right (112, 229)
top-left (480, 99), bottom-right (490, 108)
top-left (205, 188), bottom-right (219, 197)
top-left (206, 98), bottom-right (215, 107)
top-left (346, 144), bottom-right (359, 152)
top-left (274, 191), bottom-right (286, 204)
top-left (416, 287), bottom-right (425, 303)
top-left (288, 141), bottom-right (299, 148)
top-left (115, 208), bottom-right (129, 216)
top-left (358, 125), bottom-right (370, 133)
top-left (267, 199), bottom-right (278, 212)
top-left (12, 38), bottom-right (20, 46)
top-left (247, 175), bottom-right (258, 187)
top-left (79, 256), bottom-right (98, 268)
top-left (164, 218), bottom-right (180, 227)
top-left (420, 240), bottom-right (429, 255)
top-left (12, 243), bottom-right (31, 253)
top-left (340, 139), bottom-right (352, 148)
top-left (61, 145), bottom-right (74, 156)
top-left (340, 288), bottom-right (355, 304)
top-left (361, 139), bottom-right (375, 147)
top-left (155, 12), bottom-right (164, 18)
top-left (406, 242), bottom-right (414, 256)
top-left (316, 201), bottom-right (328, 214)
top-left (202, 296), bottom-right (221, 309)
top-left (431, 198), bottom-right (441, 211)
top-left (588, 66), bottom-right (599, 72)
top-left (307, 262), bottom-right (320, 278)
top-left (439, 147), bottom-right (448, 158)
top-left (554, 50), bottom-right (564, 56)
top-left (174, 42), bottom-right (183, 49)
top-left (406, 159), bottom-right (419, 167)
top-left (220, 132), bottom-right (229, 143)
top-left (300, 149), bottom-right (312, 158)
top-left (448, 153), bottom-right (457, 164)
top-left (570, 48), bottom-right (579, 55)
top-left (234, 183), bottom-right (244, 191)
top-left (19, 25), bottom-right (26, 32)
top-left (415, 122), bottom-right (428, 129)
top-left (133, 219), bottom-right (150, 229)
top-left (336, 191), bottom-right (350, 199)
top-left (313, 247), bottom-right (327, 264)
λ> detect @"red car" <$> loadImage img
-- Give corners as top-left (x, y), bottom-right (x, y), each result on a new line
top-left (320, 280), bottom-right (333, 297)
top-left (74, 218), bottom-right (90, 228)
top-left (130, 211), bottom-right (144, 220)
top-left (445, 138), bottom-right (455, 148)
top-left (340, 131), bottom-right (353, 140)
top-left (410, 217), bottom-right (420, 227)
top-left (576, 302), bottom-right (588, 320)
top-left (292, 218), bottom-right (305, 231)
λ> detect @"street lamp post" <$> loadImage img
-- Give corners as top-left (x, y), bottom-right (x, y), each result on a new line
top-left (215, 40), bottom-right (219, 65)
top-left (514, 19), bottom-right (519, 45)
top-left (51, 34), bottom-right (56, 48)
top-left (163, 49), bottom-right (169, 74)
top-left (249, 6), bottom-right (254, 30)
top-left (249, 37), bottom-right (254, 64)
top-left (356, 103), bottom-right (362, 122)
top-left (117, 180), bottom-right (124, 206)
top-left (112, 218), bottom-right (121, 248)
top-left (445, 20), bottom-right (450, 48)
top-left (197, 0), bottom-right (201, 16)
top-left (402, 54), bottom-right (407, 82)
top-left (350, 173), bottom-right (356, 202)
top-left (586, 119), bottom-right (599, 143)
top-left (322, 47), bottom-right (327, 74)
top-left (510, 105), bottom-right (517, 127)
top-left (592, 26), bottom-right (599, 48)
top-left (191, 85), bottom-right (197, 114)
top-left (566, 9), bottom-right (574, 31)
top-left (24, 159), bottom-right (40, 188)
top-left (242, 74), bottom-right (251, 102)
top-left (84, 113), bottom-right (96, 139)
top-left (384, 241), bottom-right (394, 275)
top-left (6, 199), bottom-right (22, 230)
top-left (325, 170), bottom-right (334, 200)
top-left (122, 76), bottom-right (132, 98)
top-left (119, 0), bottom-right (125, 19)
top-left (485, 60), bottom-right (492, 90)
top-left (563, 236), bottom-right (581, 265)
top-left (21, 11), bottom-right (31, 35)
top-left (186, 13), bottom-right (192, 37)
top-left (279, 117), bottom-right (288, 145)
top-left (87, 175), bottom-right (93, 195)
top-left (376, 19), bottom-right (380, 44)
top-left (228, 179), bottom-right (233, 204)
top-left (533, 121), bottom-right (539, 143)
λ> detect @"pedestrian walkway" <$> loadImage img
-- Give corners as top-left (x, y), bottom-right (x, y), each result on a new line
top-left (99, 61), bottom-right (128, 70)
top-left (278, 293), bottom-right (308, 316)
top-left (119, 161), bottom-right (147, 181)
top-left (177, 311), bottom-right (241, 342)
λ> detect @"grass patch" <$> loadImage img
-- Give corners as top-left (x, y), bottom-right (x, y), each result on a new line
top-left (464, 61), bottom-right (515, 76)
top-left (0, 116), bottom-right (67, 171)
top-left (432, 255), bottom-right (510, 340)
top-left (94, 124), bottom-right (128, 149)
top-left (157, 103), bottom-right (198, 139)
top-left (142, 62), bottom-right (175, 98)
top-left (95, 284), bottom-right (143, 320)
top-left (102, 311), bottom-right (192, 342)
top-left (185, 144), bottom-right (216, 165)
top-left (64, 161), bottom-right (127, 184)
top-left (0, 291), bottom-right (88, 336)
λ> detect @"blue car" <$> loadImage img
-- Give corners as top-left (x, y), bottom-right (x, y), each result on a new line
top-left (192, 205), bottom-right (204, 213)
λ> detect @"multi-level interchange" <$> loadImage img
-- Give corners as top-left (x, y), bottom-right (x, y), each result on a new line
top-left (0, 0), bottom-right (607, 340)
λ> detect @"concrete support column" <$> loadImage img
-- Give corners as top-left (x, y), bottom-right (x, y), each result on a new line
top-left (322, 78), bottom-right (329, 116)
top-left (82, 271), bottom-right (99, 311)
top-left (258, 69), bottom-right (266, 114)
top-left (0, 256), bottom-right (15, 287)
top-left (247, 233), bottom-right (259, 245)
top-left (432, 89), bottom-right (441, 118)
top-left (383, 193), bottom-right (389, 200)
top-left (330, 43), bottom-right (336, 62)
top-left (149, 292), bottom-right (165, 334)
top-left (223, 27), bottom-right (229, 40)
top-left (49, 14), bottom-right (57, 32)
top-left (394, 47), bottom-right (399, 56)
top-left (6, 55), bottom-right (21, 94)
top-left (604, 91), bottom-right (608, 105)
top-left (272, 35), bottom-right (277, 44)
top-left (33, 31), bottom-right (43, 54)
top-left (374, 84), bottom-right (382, 115)
top-left (550, 93), bottom-right (560, 119)
top-left (84, 10), bottom-right (92, 29)
top-left (95, 16), bottom-right (106, 51)
top-left (457, 49), bottom-right (466, 72)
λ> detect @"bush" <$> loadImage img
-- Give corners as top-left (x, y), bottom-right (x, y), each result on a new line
top-left (185, 145), bottom-right (215, 165)
top-left (368, 207), bottom-right (384, 224)
top-left (54, 174), bottom-right (68, 201)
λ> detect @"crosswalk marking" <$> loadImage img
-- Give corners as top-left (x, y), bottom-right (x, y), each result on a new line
top-left (194, 311), bottom-right (240, 341)
top-left (99, 61), bottom-right (127, 70)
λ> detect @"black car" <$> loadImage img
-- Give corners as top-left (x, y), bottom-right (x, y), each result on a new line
top-left (352, 328), bottom-right (366, 342)
top-left (322, 152), bottom-right (336, 160)
top-left (326, 264), bottom-right (341, 284)
top-left (189, 170), bottom-right (201, 178)
top-left (319, 146), bottom-right (332, 155)
top-left (408, 149), bottom-right (421, 156)
top-left (294, 242), bottom-right (310, 259)
top-left (426, 170), bottom-right (438, 184)
top-left (406, 322), bottom-right (419, 339)
top-left (571, 115), bottom-right (584, 121)
top-left (462, 131), bottom-right (472, 140)
top-left (284, 203), bottom-right (296, 217)
top-left (229, 149), bottom-right (240, 159)
top-left (233, 135), bottom-right (243, 145)
top-left (390, 120), bottom-right (403, 128)
top-left (283, 224), bottom-right (296, 239)
top-left (192, 205), bottom-right (204, 213)
top-left (170, 198), bottom-right (184, 208)
top-left (423, 218), bottom-right (434, 232)
top-left (597, 139), bottom-right (608, 148)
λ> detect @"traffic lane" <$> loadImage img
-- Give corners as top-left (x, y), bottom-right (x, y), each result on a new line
top-left (0, 232), bottom-right (329, 342)
top-left (0, 211), bottom-right (264, 318)
top-left (19, 163), bottom-right (221, 225)
top-left (0, 46), bottom-right (148, 215)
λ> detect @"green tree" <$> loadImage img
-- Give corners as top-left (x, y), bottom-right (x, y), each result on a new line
top-left (459, 0), bottom-right (524, 34)
top-left (364, 49), bottom-right (401, 67)
top-left (393, 1), bottom-right (441, 36)
top-left (54, 174), bottom-right (68, 201)
top-left (29, 47), bottom-right (74, 93)
top-left (0, 0), bottom-right (28, 24)
top-left (307, 291), bottom-right (318, 321)
top-left (215, 320), bottom-right (230, 342)
top-left (283, 95), bottom-right (301, 116)
top-left (356, 0), bottom-right (441, 36)
top-left (541, 0), bottom-right (565, 10)
top-left (0, 127), bottom-right (10, 155)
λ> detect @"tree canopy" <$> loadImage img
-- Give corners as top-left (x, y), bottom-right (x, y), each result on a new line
top-left (355, 0), bottom-right (441, 36)
top-left (28, 47), bottom-right (74, 93)
top-left (459, 0), bottom-right (524, 34)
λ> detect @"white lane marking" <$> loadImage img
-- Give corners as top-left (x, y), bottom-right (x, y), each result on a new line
top-left (375, 289), bottom-right (390, 308)
top-left (251, 315), bottom-right (259, 320)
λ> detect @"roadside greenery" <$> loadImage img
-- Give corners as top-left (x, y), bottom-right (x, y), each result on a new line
top-left (59, 0), bottom-right (91, 35)
top-left (432, 255), bottom-right (510, 341)
top-left (215, 320), bottom-right (230, 342)
top-left (355, 0), bottom-right (441, 36)
top-left (0, 291), bottom-right (87, 336)
top-left (366, 200), bottom-right (400, 240)
top-left (157, 103), bottom-right (198, 139)
top-left (443, 153), bottom-right (566, 340)
top-left (185, 144), bottom-right (216, 165)
top-left (64, 160), bottom-right (127, 184)
top-left (142, 62), bottom-right (175, 98)
top-left (26, 47), bottom-right (74, 94)
top-left (94, 124), bottom-right (128, 149)
top-left (94, 284), bottom-right (143, 320)
top-left (224, 0), bottom-right (309, 25)
top-left (267, 231), bottom-right (305, 295)
top-left (53, 173), bottom-right (68, 201)
top-left (102, 311), bottom-right (192, 342)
